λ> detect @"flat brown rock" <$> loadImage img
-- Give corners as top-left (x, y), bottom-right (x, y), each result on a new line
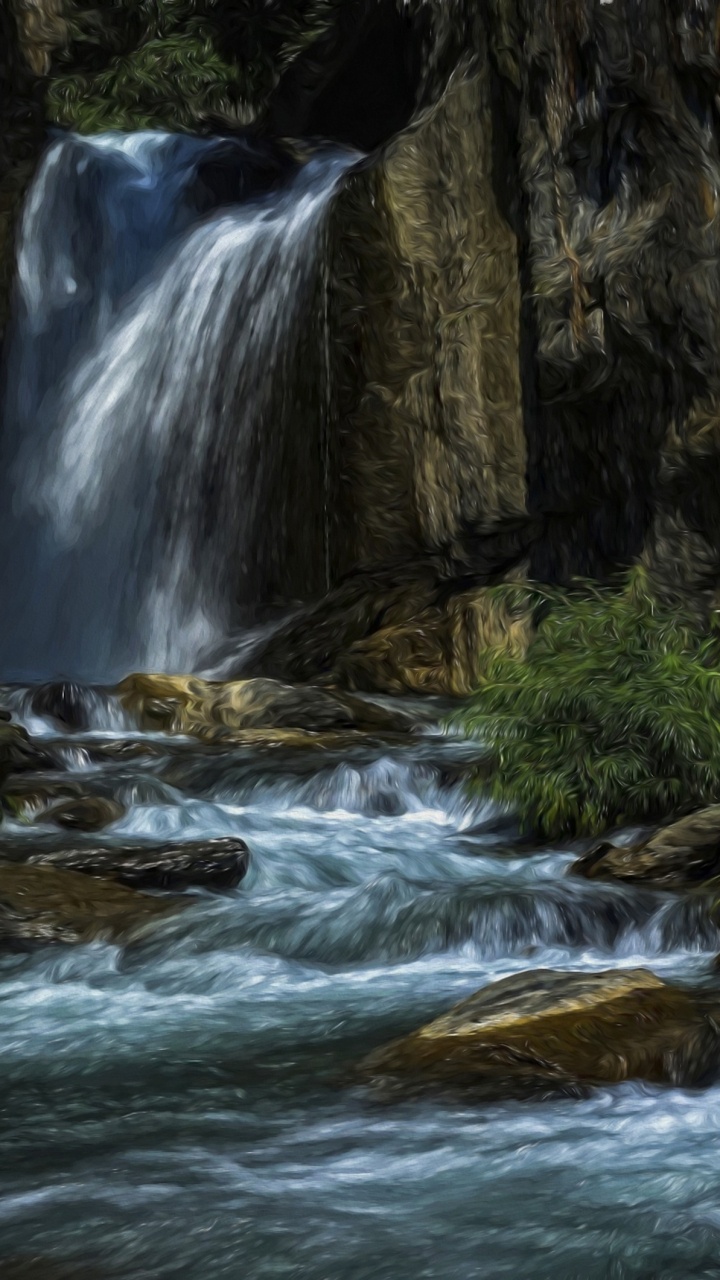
top-left (571, 806), bottom-right (720, 888)
top-left (0, 861), bottom-right (188, 946)
top-left (358, 968), bottom-right (720, 1097)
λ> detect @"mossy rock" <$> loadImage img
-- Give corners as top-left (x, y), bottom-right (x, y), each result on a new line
top-left (358, 968), bottom-right (720, 1098)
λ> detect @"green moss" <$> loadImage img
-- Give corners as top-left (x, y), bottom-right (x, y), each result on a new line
top-left (48, 30), bottom-right (240, 132)
top-left (44, 0), bottom-right (342, 134)
top-left (453, 571), bottom-right (720, 840)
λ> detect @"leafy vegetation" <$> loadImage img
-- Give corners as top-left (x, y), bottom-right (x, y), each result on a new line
top-left (453, 571), bottom-right (720, 840)
top-left (45, 0), bottom-right (342, 133)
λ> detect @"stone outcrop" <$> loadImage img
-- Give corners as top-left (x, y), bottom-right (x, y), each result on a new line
top-left (488, 0), bottom-right (720, 593)
top-left (359, 967), bottom-right (720, 1097)
top-left (329, 48), bottom-right (527, 579)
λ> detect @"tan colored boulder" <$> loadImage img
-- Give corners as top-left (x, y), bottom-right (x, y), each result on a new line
top-left (115, 673), bottom-right (413, 740)
top-left (0, 862), bottom-right (187, 946)
top-left (358, 968), bottom-right (720, 1097)
top-left (571, 806), bottom-right (720, 888)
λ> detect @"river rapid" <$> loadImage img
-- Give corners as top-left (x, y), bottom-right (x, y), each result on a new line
top-left (2, 700), bottom-right (720, 1279)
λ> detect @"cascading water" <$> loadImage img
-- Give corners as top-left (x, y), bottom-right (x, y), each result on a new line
top-left (0, 132), bottom-right (353, 683)
top-left (2, 119), bottom-right (719, 1280)
top-left (1, 695), bottom-right (719, 1279)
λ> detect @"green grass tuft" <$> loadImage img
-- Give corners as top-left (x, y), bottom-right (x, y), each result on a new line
top-left (452, 570), bottom-right (720, 840)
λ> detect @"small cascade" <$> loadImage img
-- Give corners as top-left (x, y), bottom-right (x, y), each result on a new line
top-left (0, 132), bottom-right (354, 683)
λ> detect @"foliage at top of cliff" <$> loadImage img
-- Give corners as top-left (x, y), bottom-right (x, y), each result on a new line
top-left (45, 0), bottom-right (344, 132)
top-left (454, 571), bottom-right (720, 840)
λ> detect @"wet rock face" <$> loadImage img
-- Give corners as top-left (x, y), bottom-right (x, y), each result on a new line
top-left (572, 806), bottom-right (720, 888)
top-left (358, 968), bottom-right (720, 1097)
top-left (495, 0), bottom-right (720, 589)
top-left (0, 861), bottom-right (187, 947)
top-left (21, 835), bottom-right (250, 891)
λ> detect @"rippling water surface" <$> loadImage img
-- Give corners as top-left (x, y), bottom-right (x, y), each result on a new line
top-left (2, 704), bottom-right (720, 1279)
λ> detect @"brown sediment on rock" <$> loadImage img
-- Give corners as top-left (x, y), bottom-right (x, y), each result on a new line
top-left (571, 806), bottom-right (720, 889)
top-left (0, 861), bottom-right (188, 946)
top-left (358, 968), bottom-right (720, 1097)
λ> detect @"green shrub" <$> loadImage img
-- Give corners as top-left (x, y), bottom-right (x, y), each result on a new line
top-left (452, 571), bottom-right (720, 840)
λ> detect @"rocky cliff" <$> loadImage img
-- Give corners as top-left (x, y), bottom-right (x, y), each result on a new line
top-left (4, 0), bottom-right (720, 692)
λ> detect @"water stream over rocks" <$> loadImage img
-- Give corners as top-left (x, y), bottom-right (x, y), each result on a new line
top-left (2, 693), bottom-right (720, 1278)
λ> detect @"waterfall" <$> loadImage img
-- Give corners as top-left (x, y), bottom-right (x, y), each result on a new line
top-left (0, 131), bottom-right (353, 684)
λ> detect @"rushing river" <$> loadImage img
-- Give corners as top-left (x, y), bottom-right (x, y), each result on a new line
top-left (2, 702), bottom-right (720, 1279)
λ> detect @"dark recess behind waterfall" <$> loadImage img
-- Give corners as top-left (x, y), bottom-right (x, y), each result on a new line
top-left (208, 0), bottom-right (432, 617)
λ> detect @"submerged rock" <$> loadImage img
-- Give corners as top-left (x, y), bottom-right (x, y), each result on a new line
top-left (22, 835), bottom-right (250, 891)
top-left (0, 862), bottom-right (187, 947)
top-left (571, 807), bottom-right (720, 889)
top-left (116, 673), bottom-right (413, 739)
top-left (358, 968), bottom-right (720, 1098)
top-left (41, 795), bottom-right (125, 833)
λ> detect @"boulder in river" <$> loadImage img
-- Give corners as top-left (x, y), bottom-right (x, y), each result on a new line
top-left (358, 968), bottom-right (720, 1098)
top-left (21, 835), bottom-right (250, 891)
top-left (41, 795), bottom-right (126, 833)
top-left (571, 806), bottom-right (720, 889)
top-left (115, 673), bottom-right (414, 739)
top-left (0, 861), bottom-right (188, 946)
top-left (30, 681), bottom-right (90, 731)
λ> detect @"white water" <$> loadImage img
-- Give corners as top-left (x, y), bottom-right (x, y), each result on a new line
top-left (0, 134), bottom-right (352, 683)
top-left (1, 705), bottom-right (719, 1278)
